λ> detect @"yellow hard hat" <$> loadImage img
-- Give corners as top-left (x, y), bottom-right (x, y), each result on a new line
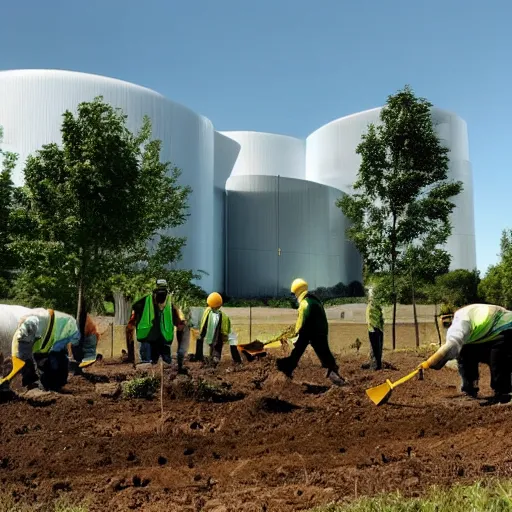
top-left (291, 278), bottom-right (308, 296)
top-left (207, 292), bottom-right (223, 309)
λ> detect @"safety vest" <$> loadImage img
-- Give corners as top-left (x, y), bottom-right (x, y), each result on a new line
top-left (462, 304), bottom-right (512, 345)
top-left (200, 307), bottom-right (231, 344)
top-left (32, 309), bottom-right (56, 354)
top-left (136, 295), bottom-right (174, 343)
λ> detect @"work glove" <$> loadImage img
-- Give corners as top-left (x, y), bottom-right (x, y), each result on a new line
top-left (417, 348), bottom-right (447, 371)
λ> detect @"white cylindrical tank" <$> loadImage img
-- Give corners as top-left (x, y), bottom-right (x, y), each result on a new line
top-left (0, 304), bottom-right (32, 358)
top-left (0, 70), bottom-right (238, 292)
top-left (306, 107), bottom-right (476, 270)
top-left (220, 131), bottom-right (305, 180)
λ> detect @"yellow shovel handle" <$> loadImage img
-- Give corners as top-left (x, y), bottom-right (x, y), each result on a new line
top-left (390, 368), bottom-right (420, 389)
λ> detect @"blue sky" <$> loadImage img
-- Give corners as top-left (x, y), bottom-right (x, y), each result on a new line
top-left (1, 0), bottom-right (509, 273)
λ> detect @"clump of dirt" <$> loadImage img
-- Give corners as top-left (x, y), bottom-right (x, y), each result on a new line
top-left (1, 351), bottom-right (512, 511)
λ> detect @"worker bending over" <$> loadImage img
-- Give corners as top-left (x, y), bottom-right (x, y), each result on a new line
top-left (0, 305), bottom-right (96, 392)
top-left (418, 304), bottom-right (512, 404)
top-left (126, 279), bottom-right (187, 370)
top-left (194, 292), bottom-right (242, 366)
top-left (276, 278), bottom-right (347, 386)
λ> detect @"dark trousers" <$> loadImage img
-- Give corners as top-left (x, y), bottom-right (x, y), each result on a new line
top-left (21, 351), bottom-right (69, 391)
top-left (139, 340), bottom-right (172, 364)
top-left (283, 334), bottom-right (339, 374)
top-left (194, 338), bottom-right (242, 364)
top-left (369, 329), bottom-right (384, 370)
top-left (458, 335), bottom-right (512, 396)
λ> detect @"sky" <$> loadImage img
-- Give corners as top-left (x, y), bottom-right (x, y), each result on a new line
top-left (0, 0), bottom-right (509, 274)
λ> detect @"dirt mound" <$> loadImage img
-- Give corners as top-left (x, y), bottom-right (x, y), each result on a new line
top-left (1, 352), bottom-right (512, 511)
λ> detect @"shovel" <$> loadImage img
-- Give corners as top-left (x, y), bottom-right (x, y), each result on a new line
top-left (0, 356), bottom-right (26, 386)
top-left (366, 368), bottom-right (422, 406)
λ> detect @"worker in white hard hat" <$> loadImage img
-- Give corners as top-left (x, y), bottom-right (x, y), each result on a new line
top-left (126, 279), bottom-right (187, 370)
top-left (417, 303), bottom-right (512, 404)
top-left (276, 278), bottom-right (347, 386)
top-left (194, 292), bottom-right (242, 366)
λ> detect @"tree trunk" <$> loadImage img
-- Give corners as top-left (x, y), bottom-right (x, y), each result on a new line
top-left (411, 271), bottom-right (420, 348)
top-left (114, 291), bottom-right (132, 325)
top-left (434, 302), bottom-right (442, 346)
top-left (391, 216), bottom-right (397, 350)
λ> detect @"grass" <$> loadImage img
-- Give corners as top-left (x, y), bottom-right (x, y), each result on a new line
top-left (310, 480), bottom-right (512, 512)
top-left (0, 493), bottom-right (88, 512)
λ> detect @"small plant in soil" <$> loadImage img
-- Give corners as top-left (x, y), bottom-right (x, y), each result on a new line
top-left (122, 376), bottom-right (160, 399)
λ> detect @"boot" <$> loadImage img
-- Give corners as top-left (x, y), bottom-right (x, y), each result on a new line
top-left (327, 370), bottom-right (348, 387)
top-left (276, 357), bottom-right (294, 378)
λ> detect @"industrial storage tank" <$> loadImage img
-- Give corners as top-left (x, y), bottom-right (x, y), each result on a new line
top-left (305, 108), bottom-right (476, 271)
top-left (226, 175), bottom-right (362, 298)
top-left (0, 69), bottom-right (238, 292)
top-left (219, 131), bottom-right (305, 180)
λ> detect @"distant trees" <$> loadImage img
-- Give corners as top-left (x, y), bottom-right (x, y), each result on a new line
top-left (338, 85), bottom-right (463, 348)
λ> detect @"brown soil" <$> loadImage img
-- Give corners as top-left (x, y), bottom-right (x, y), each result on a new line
top-left (1, 351), bottom-right (512, 512)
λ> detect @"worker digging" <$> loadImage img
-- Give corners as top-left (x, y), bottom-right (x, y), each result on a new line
top-left (276, 278), bottom-right (347, 386)
top-left (0, 304), bottom-right (98, 394)
top-left (367, 303), bottom-right (512, 406)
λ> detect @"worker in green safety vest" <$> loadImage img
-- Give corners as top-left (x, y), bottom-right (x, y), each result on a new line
top-left (126, 279), bottom-right (186, 369)
top-left (418, 304), bottom-right (512, 404)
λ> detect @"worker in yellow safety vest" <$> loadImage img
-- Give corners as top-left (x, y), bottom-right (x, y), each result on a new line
top-left (418, 304), bottom-right (512, 404)
top-left (194, 292), bottom-right (242, 366)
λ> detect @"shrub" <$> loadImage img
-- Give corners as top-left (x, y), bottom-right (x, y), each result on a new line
top-left (121, 376), bottom-right (160, 399)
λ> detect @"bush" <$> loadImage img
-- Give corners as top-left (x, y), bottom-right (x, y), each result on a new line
top-left (121, 376), bottom-right (160, 399)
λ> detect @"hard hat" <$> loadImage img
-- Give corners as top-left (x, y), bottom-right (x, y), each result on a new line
top-left (291, 278), bottom-right (308, 296)
top-left (155, 279), bottom-right (168, 290)
top-left (207, 292), bottom-right (223, 309)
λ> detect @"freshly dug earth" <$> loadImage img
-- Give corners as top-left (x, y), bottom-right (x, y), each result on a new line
top-left (1, 351), bottom-right (512, 511)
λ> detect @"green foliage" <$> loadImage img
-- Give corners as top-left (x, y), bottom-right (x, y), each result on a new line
top-left (121, 376), bottom-right (160, 399)
top-left (0, 126), bottom-right (19, 291)
top-left (10, 97), bottom-right (191, 323)
top-left (337, 85), bottom-right (463, 346)
top-left (310, 480), bottom-right (512, 511)
top-left (479, 230), bottom-right (512, 309)
top-left (430, 269), bottom-right (480, 309)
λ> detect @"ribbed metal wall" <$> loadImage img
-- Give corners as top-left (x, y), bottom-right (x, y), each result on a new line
top-left (226, 175), bottom-right (362, 298)
top-left (0, 70), bottom-right (239, 293)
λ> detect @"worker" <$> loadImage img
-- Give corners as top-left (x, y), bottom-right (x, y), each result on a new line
top-left (276, 278), bottom-right (347, 386)
top-left (126, 279), bottom-right (187, 370)
top-left (363, 287), bottom-right (384, 370)
top-left (417, 304), bottom-right (512, 404)
top-left (194, 292), bottom-right (241, 366)
top-left (0, 305), bottom-right (96, 392)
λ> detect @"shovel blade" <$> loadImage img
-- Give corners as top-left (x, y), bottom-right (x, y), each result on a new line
top-left (366, 379), bottom-right (393, 406)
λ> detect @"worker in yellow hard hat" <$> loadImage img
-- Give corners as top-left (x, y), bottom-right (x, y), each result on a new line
top-left (418, 304), bottom-right (512, 404)
top-left (194, 292), bottom-right (242, 366)
top-left (276, 278), bottom-right (347, 386)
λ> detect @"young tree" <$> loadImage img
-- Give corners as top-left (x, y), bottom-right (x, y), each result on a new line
top-left (0, 127), bottom-right (18, 296)
top-left (10, 97), bottom-right (191, 346)
top-left (338, 85), bottom-right (463, 349)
